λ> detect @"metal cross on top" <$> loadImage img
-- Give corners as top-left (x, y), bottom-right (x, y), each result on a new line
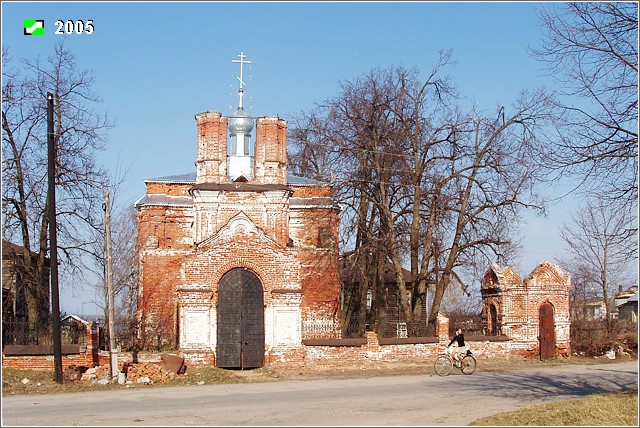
top-left (232, 52), bottom-right (252, 91)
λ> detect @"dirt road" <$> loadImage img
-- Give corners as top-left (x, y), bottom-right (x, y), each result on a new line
top-left (2, 360), bottom-right (637, 426)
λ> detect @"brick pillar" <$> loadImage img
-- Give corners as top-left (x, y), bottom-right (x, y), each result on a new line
top-left (436, 312), bottom-right (449, 343)
top-left (254, 116), bottom-right (287, 185)
top-left (365, 331), bottom-right (379, 347)
top-left (195, 111), bottom-right (228, 183)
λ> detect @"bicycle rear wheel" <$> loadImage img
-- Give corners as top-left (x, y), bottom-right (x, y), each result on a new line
top-left (461, 355), bottom-right (476, 375)
top-left (434, 355), bottom-right (452, 376)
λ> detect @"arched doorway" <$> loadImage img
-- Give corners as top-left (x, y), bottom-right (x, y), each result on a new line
top-left (489, 304), bottom-right (499, 335)
top-left (539, 302), bottom-right (555, 361)
top-left (217, 268), bottom-right (265, 369)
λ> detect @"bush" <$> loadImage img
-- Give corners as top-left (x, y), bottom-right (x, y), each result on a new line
top-left (616, 321), bottom-right (638, 357)
top-left (571, 319), bottom-right (638, 357)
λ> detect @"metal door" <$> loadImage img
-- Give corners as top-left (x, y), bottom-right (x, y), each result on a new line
top-left (539, 302), bottom-right (555, 361)
top-left (489, 304), bottom-right (498, 335)
top-left (216, 268), bottom-right (264, 369)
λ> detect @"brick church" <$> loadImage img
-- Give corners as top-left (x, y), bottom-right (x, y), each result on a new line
top-left (135, 53), bottom-right (341, 368)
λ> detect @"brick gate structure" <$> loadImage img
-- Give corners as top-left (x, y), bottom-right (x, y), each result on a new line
top-left (480, 261), bottom-right (571, 359)
top-left (135, 53), bottom-right (341, 367)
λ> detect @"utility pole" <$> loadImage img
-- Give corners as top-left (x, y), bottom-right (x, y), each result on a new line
top-left (103, 188), bottom-right (119, 380)
top-left (47, 92), bottom-right (63, 384)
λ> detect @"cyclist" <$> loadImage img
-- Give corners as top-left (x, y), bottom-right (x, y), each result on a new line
top-left (446, 327), bottom-right (467, 367)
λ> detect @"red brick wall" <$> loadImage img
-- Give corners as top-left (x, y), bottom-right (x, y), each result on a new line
top-left (137, 206), bottom-right (193, 250)
top-left (183, 332), bottom-right (533, 368)
top-left (136, 203), bottom-right (193, 349)
top-left (2, 323), bottom-right (103, 370)
top-left (136, 249), bottom-right (186, 349)
top-left (270, 338), bottom-right (517, 367)
top-left (144, 182), bottom-right (192, 197)
top-left (289, 185), bottom-right (333, 198)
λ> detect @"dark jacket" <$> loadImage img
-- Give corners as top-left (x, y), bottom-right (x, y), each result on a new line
top-left (448, 333), bottom-right (465, 347)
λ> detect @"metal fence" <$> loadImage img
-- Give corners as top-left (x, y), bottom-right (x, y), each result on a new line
top-left (2, 318), bottom-right (96, 348)
top-left (2, 315), bottom-right (144, 353)
top-left (447, 313), bottom-right (484, 336)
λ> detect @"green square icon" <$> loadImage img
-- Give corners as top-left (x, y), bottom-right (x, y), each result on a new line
top-left (24, 20), bottom-right (44, 36)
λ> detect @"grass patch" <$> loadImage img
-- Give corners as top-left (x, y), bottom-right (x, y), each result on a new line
top-left (1, 368), bottom-right (122, 395)
top-left (470, 389), bottom-right (638, 426)
top-left (1, 366), bottom-right (281, 396)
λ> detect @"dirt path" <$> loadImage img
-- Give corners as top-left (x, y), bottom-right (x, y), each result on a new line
top-left (2, 360), bottom-right (637, 426)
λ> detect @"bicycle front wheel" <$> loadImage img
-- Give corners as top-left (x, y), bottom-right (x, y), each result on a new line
top-left (461, 355), bottom-right (477, 375)
top-left (434, 355), bottom-right (452, 376)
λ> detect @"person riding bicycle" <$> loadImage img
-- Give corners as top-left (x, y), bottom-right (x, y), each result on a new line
top-left (446, 327), bottom-right (467, 367)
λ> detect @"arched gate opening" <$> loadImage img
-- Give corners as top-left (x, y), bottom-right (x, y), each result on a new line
top-left (217, 268), bottom-right (265, 369)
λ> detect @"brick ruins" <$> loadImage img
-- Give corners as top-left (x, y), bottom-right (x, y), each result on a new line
top-left (135, 107), bottom-right (342, 367)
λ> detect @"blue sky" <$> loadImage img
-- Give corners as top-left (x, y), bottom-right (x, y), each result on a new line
top-left (2, 1), bottom-right (589, 314)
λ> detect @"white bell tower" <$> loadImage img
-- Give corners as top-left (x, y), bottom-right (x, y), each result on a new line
top-left (227, 52), bottom-right (254, 182)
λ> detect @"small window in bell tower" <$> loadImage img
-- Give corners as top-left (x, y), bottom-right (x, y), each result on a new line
top-left (244, 134), bottom-right (251, 156)
top-left (228, 136), bottom-right (237, 157)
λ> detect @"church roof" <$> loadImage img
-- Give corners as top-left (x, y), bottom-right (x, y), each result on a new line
top-left (134, 194), bottom-right (193, 208)
top-left (145, 172), bottom-right (197, 183)
top-left (288, 174), bottom-right (330, 186)
top-left (289, 197), bottom-right (337, 208)
top-left (145, 171), bottom-right (330, 186)
top-left (136, 172), bottom-right (335, 208)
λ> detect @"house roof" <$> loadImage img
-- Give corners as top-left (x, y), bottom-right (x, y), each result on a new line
top-left (617, 292), bottom-right (638, 307)
top-left (1, 239), bottom-right (49, 262)
top-left (61, 314), bottom-right (91, 325)
top-left (145, 172), bottom-right (197, 183)
top-left (615, 286), bottom-right (638, 299)
top-left (3, 240), bottom-right (30, 257)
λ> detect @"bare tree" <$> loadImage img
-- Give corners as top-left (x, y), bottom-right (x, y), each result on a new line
top-left (289, 58), bottom-right (553, 336)
top-left (2, 41), bottom-right (112, 337)
top-left (532, 2), bottom-right (638, 209)
top-left (560, 198), bottom-right (637, 330)
top-left (94, 203), bottom-right (139, 347)
top-left (566, 263), bottom-right (599, 317)
top-left (111, 205), bottom-right (138, 326)
top-left (96, 202), bottom-right (138, 321)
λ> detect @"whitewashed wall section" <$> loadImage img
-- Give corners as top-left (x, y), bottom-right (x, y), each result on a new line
top-left (267, 290), bottom-right (303, 349)
top-left (178, 289), bottom-right (215, 350)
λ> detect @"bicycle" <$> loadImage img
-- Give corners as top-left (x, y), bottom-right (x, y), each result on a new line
top-left (434, 349), bottom-right (477, 376)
